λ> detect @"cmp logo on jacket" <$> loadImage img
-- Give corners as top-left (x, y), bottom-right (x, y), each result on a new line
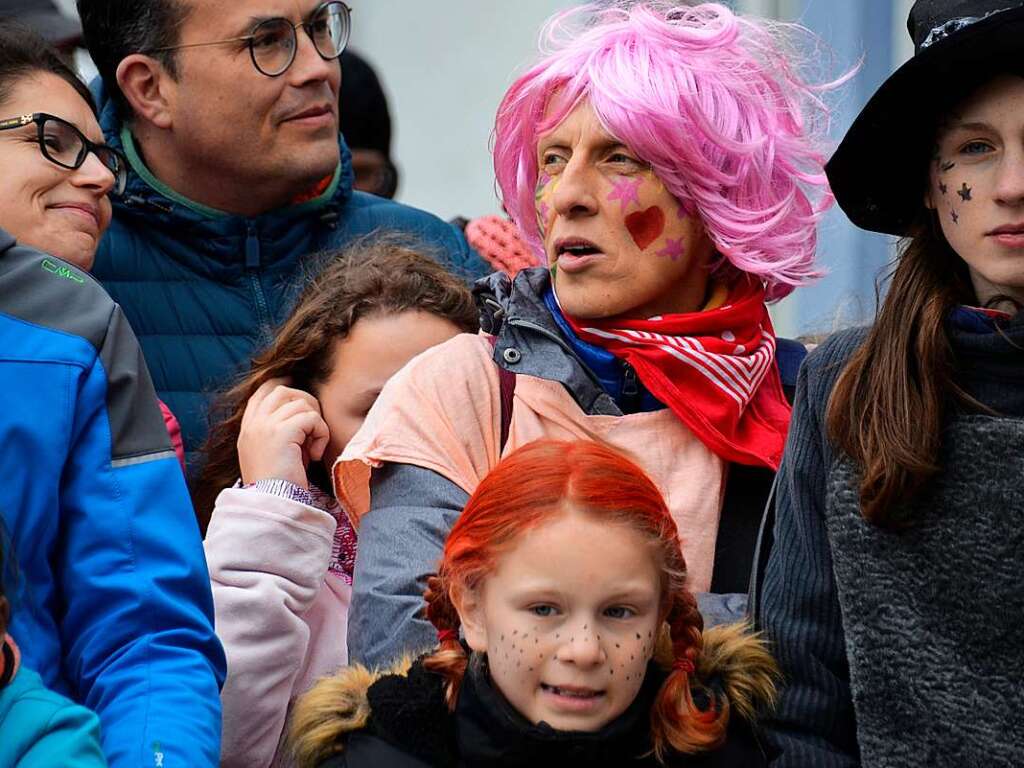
top-left (41, 258), bottom-right (85, 284)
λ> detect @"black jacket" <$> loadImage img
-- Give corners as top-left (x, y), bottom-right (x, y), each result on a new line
top-left (297, 624), bottom-right (777, 768)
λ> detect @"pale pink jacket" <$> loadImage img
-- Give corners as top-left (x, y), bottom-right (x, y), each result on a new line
top-left (335, 333), bottom-right (726, 592)
top-left (204, 487), bottom-right (352, 768)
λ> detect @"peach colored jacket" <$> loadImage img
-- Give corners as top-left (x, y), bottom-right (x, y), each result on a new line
top-left (334, 333), bottom-right (725, 592)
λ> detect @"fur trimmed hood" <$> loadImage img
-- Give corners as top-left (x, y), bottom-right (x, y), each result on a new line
top-left (288, 623), bottom-right (778, 768)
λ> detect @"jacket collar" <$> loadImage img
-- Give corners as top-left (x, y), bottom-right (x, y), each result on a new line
top-left (454, 657), bottom-right (663, 767)
top-left (474, 268), bottom-right (623, 417)
top-left (287, 623), bottom-right (778, 766)
top-left (93, 76), bottom-right (353, 269)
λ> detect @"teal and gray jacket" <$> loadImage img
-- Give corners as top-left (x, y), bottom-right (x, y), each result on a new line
top-left (89, 79), bottom-right (490, 471)
top-left (0, 665), bottom-right (107, 768)
top-left (0, 230), bottom-right (226, 767)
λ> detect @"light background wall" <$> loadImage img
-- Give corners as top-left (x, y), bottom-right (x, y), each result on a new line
top-left (347, 1), bottom-right (577, 220)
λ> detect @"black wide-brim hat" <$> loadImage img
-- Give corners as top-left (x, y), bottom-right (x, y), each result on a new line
top-left (826, 0), bottom-right (1024, 236)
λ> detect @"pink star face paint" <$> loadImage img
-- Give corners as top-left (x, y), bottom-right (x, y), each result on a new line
top-left (928, 74), bottom-right (1024, 308)
top-left (607, 176), bottom-right (643, 212)
top-left (656, 236), bottom-right (687, 262)
top-left (458, 508), bottom-right (662, 733)
top-left (533, 99), bottom-right (715, 320)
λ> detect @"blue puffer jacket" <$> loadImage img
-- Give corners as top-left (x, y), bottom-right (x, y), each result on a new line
top-left (90, 80), bottom-right (490, 470)
top-left (0, 230), bottom-right (225, 767)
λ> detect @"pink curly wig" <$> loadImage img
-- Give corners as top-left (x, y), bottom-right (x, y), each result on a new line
top-left (494, 2), bottom-right (843, 301)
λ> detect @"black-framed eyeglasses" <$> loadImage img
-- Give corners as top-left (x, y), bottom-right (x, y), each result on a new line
top-left (146, 1), bottom-right (351, 78)
top-left (0, 113), bottom-right (128, 196)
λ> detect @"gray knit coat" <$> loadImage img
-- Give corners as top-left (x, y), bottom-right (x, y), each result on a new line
top-left (758, 325), bottom-right (1024, 768)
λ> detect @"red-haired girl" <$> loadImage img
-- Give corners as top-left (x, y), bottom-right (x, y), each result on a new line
top-left (291, 440), bottom-right (777, 767)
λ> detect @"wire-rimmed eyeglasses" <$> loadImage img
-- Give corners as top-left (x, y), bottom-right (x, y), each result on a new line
top-left (145, 1), bottom-right (351, 78)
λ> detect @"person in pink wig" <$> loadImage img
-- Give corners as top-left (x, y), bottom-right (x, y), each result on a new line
top-left (337, 1), bottom-right (844, 671)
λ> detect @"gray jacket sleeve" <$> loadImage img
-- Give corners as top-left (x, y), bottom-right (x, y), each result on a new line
top-left (757, 339), bottom-right (860, 766)
top-left (347, 462), bottom-right (469, 670)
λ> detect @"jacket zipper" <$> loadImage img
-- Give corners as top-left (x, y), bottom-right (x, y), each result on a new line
top-left (245, 224), bottom-right (273, 344)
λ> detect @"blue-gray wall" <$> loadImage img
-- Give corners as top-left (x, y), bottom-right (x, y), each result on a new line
top-left (762, 0), bottom-right (914, 336)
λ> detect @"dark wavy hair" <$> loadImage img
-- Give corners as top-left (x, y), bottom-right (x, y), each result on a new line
top-left (0, 20), bottom-right (96, 115)
top-left (76, 0), bottom-right (190, 118)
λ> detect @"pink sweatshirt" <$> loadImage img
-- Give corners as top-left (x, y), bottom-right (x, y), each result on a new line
top-left (204, 487), bottom-right (353, 768)
top-left (157, 399), bottom-right (186, 474)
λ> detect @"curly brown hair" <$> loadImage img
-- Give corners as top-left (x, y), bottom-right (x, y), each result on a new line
top-left (192, 237), bottom-right (480, 531)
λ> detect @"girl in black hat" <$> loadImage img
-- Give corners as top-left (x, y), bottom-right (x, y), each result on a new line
top-left (756, 1), bottom-right (1024, 766)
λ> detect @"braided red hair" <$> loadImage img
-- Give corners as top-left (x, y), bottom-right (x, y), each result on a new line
top-left (420, 439), bottom-right (727, 758)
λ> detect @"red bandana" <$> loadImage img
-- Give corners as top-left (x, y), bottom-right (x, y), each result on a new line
top-left (561, 279), bottom-right (791, 469)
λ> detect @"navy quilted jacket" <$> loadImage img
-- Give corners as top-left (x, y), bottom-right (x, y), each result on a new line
top-left (89, 80), bottom-right (490, 472)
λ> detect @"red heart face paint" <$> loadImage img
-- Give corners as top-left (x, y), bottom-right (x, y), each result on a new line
top-left (533, 100), bottom-right (715, 319)
top-left (624, 206), bottom-right (665, 250)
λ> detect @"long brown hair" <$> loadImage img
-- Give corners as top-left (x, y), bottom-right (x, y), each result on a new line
top-left (192, 237), bottom-right (480, 531)
top-left (825, 215), bottom-right (981, 527)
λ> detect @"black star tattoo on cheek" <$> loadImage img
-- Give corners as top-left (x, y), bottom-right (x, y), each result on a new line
top-left (958, 182), bottom-right (972, 201)
top-left (939, 181), bottom-right (948, 195)
top-left (951, 209), bottom-right (959, 224)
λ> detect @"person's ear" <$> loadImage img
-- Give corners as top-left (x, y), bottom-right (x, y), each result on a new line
top-left (116, 54), bottom-right (176, 130)
top-left (450, 582), bottom-right (488, 653)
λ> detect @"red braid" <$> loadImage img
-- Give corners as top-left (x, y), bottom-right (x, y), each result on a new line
top-left (650, 588), bottom-right (729, 758)
top-left (422, 573), bottom-right (469, 711)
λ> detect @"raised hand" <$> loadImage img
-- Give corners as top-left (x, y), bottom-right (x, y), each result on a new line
top-left (237, 377), bottom-right (330, 488)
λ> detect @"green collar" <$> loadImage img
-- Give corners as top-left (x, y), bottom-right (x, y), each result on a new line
top-left (120, 127), bottom-right (341, 220)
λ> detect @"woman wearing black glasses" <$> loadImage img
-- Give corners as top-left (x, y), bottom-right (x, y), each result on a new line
top-left (0, 25), bottom-right (126, 270)
top-left (0, 19), bottom-right (226, 768)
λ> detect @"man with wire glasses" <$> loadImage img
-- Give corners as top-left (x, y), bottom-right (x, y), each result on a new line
top-left (75, 0), bottom-right (490, 473)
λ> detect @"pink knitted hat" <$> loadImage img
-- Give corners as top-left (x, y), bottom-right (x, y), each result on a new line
top-left (464, 215), bottom-right (542, 276)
